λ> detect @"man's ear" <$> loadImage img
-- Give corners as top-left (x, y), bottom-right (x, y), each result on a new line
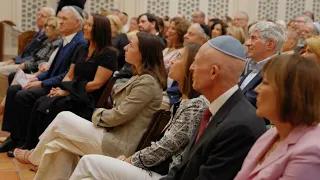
top-left (266, 40), bottom-right (276, 51)
top-left (210, 65), bottom-right (219, 80)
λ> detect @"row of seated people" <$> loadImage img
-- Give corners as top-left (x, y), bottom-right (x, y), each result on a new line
top-left (0, 5), bottom-right (320, 180)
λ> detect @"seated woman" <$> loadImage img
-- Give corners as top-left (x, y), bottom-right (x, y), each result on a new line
top-left (12, 13), bottom-right (118, 155)
top-left (69, 43), bottom-right (208, 180)
top-left (302, 36), bottom-right (320, 62)
top-left (0, 16), bottom-right (62, 114)
top-left (20, 32), bottom-right (166, 180)
top-left (234, 54), bottom-right (320, 180)
top-left (227, 25), bottom-right (246, 44)
top-left (161, 17), bottom-right (190, 110)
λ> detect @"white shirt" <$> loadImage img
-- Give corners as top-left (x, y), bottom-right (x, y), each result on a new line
top-left (62, 33), bottom-right (77, 47)
top-left (240, 54), bottom-right (277, 90)
top-left (208, 85), bottom-right (238, 120)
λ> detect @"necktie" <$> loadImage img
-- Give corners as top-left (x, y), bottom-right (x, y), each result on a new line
top-left (195, 108), bottom-right (212, 142)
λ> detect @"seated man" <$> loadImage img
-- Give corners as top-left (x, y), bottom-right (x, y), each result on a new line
top-left (0, 5), bottom-right (88, 153)
top-left (0, 7), bottom-right (55, 77)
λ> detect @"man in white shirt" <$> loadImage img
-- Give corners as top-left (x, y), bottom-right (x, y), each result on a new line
top-left (239, 21), bottom-right (286, 107)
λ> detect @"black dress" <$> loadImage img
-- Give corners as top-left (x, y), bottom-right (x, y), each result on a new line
top-left (22, 48), bottom-right (118, 149)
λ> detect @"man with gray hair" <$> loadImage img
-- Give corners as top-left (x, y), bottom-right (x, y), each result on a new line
top-left (233, 11), bottom-right (249, 35)
top-left (184, 23), bottom-right (210, 45)
top-left (0, 5), bottom-right (88, 153)
top-left (192, 10), bottom-right (205, 24)
top-left (0, 7), bottom-right (55, 75)
top-left (239, 21), bottom-right (286, 108)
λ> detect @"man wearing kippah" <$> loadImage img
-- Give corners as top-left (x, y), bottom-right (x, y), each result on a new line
top-left (160, 36), bottom-right (266, 180)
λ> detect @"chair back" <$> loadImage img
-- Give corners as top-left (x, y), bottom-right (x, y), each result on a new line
top-left (18, 30), bottom-right (36, 55)
top-left (96, 76), bottom-right (117, 109)
top-left (136, 109), bottom-right (171, 151)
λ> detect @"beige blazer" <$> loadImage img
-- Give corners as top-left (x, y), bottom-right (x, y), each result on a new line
top-left (92, 74), bottom-right (163, 157)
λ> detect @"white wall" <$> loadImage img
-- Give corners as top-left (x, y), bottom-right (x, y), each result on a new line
top-left (0, 0), bottom-right (318, 31)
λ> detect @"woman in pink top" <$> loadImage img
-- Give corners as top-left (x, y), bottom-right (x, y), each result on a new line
top-left (235, 54), bottom-right (320, 180)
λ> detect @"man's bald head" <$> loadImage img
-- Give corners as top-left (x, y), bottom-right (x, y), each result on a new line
top-left (190, 36), bottom-right (245, 101)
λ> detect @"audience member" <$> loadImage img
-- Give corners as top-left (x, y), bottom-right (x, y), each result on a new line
top-left (239, 21), bottom-right (286, 108)
top-left (127, 17), bottom-right (139, 36)
top-left (0, 16), bottom-right (63, 115)
top-left (162, 17), bottom-right (190, 110)
top-left (235, 54), bottom-right (320, 180)
top-left (184, 23), bottom-right (209, 45)
top-left (118, 12), bottom-right (129, 32)
top-left (191, 10), bottom-right (205, 24)
top-left (227, 25), bottom-right (246, 44)
top-left (282, 30), bottom-right (298, 54)
top-left (0, 7), bottom-right (54, 77)
top-left (25, 32), bottom-right (167, 179)
top-left (301, 22), bottom-right (319, 40)
top-left (303, 10), bottom-right (315, 22)
top-left (0, 6), bottom-right (88, 153)
top-left (107, 14), bottom-right (128, 70)
top-left (233, 11), bottom-right (249, 35)
top-left (12, 14), bottom-right (118, 158)
top-left (207, 18), bottom-right (220, 30)
top-left (69, 43), bottom-right (209, 180)
top-left (161, 36), bottom-right (266, 180)
top-left (293, 15), bottom-right (313, 53)
top-left (302, 36), bottom-right (320, 62)
top-left (222, 15), bottom-right (233, 26)
top-left (210, 19), bottom-right (227, 38)
top-left (138, 13), bottom-right (167, 49)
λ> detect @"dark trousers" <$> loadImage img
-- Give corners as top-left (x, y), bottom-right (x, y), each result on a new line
top-left (23, 95), bottom-right (92, 149)
top-left (1, 85), bottom-right (50, 143)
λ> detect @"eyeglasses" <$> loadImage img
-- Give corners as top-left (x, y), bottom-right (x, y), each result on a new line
top-left (37, 13), bottom-right (49, 18)
top-left (44, 23), bottom-right (56, 29)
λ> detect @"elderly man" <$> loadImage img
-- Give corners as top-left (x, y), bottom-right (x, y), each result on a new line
top-left (282, 30), bottom-right (299, 54)
top-left (192, 10), bottom-right (205, 24)
top-left (0, 5), bottom-right (88, 153)
top-left (184, 23), bottom-right (210, 45)
top-left (0, 7), bottom-right (55, 77)
top-left (239, 21), bottom-right (286, 107)
top-left (138, 13), bottom-right (166, 49)
top-left (233, 11), bottom-right (249, 35)
top-left (66, 36), bottom-right (266, 180)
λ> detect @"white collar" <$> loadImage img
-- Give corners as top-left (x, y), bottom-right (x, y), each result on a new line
top-left (208, 85), bottom-right (238, 116)
top-left (62, 33), bottom-right (77, 46)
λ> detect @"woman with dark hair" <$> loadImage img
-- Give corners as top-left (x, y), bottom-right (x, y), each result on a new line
top-left (20, 32), bottom-right (166, 180)
top-left (12, 13), bottom-right (118, 160)
top-left (69, 43), bottom-right (209, 180)
top-left (211, 19), bottom-right (228, 38)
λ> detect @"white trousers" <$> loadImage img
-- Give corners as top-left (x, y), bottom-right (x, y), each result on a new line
top-left (0, 61), bottom-right (19, 76)
top-left (28, 111), bottom-right (105, 180)
top-left (70, 154), bottom-right (163, 180)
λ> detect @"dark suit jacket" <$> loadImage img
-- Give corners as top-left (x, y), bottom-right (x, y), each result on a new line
top-left (37, 31), bottom-right (88, 87)
top-left (161, 89), bottom-right (266, 180)
top-left (14, 31), bottom-right (47, 64)
top-left (238, 71), bottom-right (262, 108)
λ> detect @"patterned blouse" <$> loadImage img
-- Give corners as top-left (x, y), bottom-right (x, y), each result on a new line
top-left (131, 96), bottom-right (209, 170)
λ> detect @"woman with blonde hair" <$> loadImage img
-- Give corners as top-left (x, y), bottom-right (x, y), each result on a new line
top-left (0, 16), bottom-right (62, 115)
top-left (107, 14), bottom-right (129, 70)
top-left (303, 36), bottom-right (320, 62)
top-left (227, 25), bottom-right (246, 44)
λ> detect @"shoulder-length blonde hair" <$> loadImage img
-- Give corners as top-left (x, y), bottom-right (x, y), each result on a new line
top-left (45, 16), bottom-right (61, 36)
top-left (262, 54), bottom-right (320, 126)
top-left (305, 36), bottom-right (320, 61)
top-left (107, 14), bottom-right (124, 36)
